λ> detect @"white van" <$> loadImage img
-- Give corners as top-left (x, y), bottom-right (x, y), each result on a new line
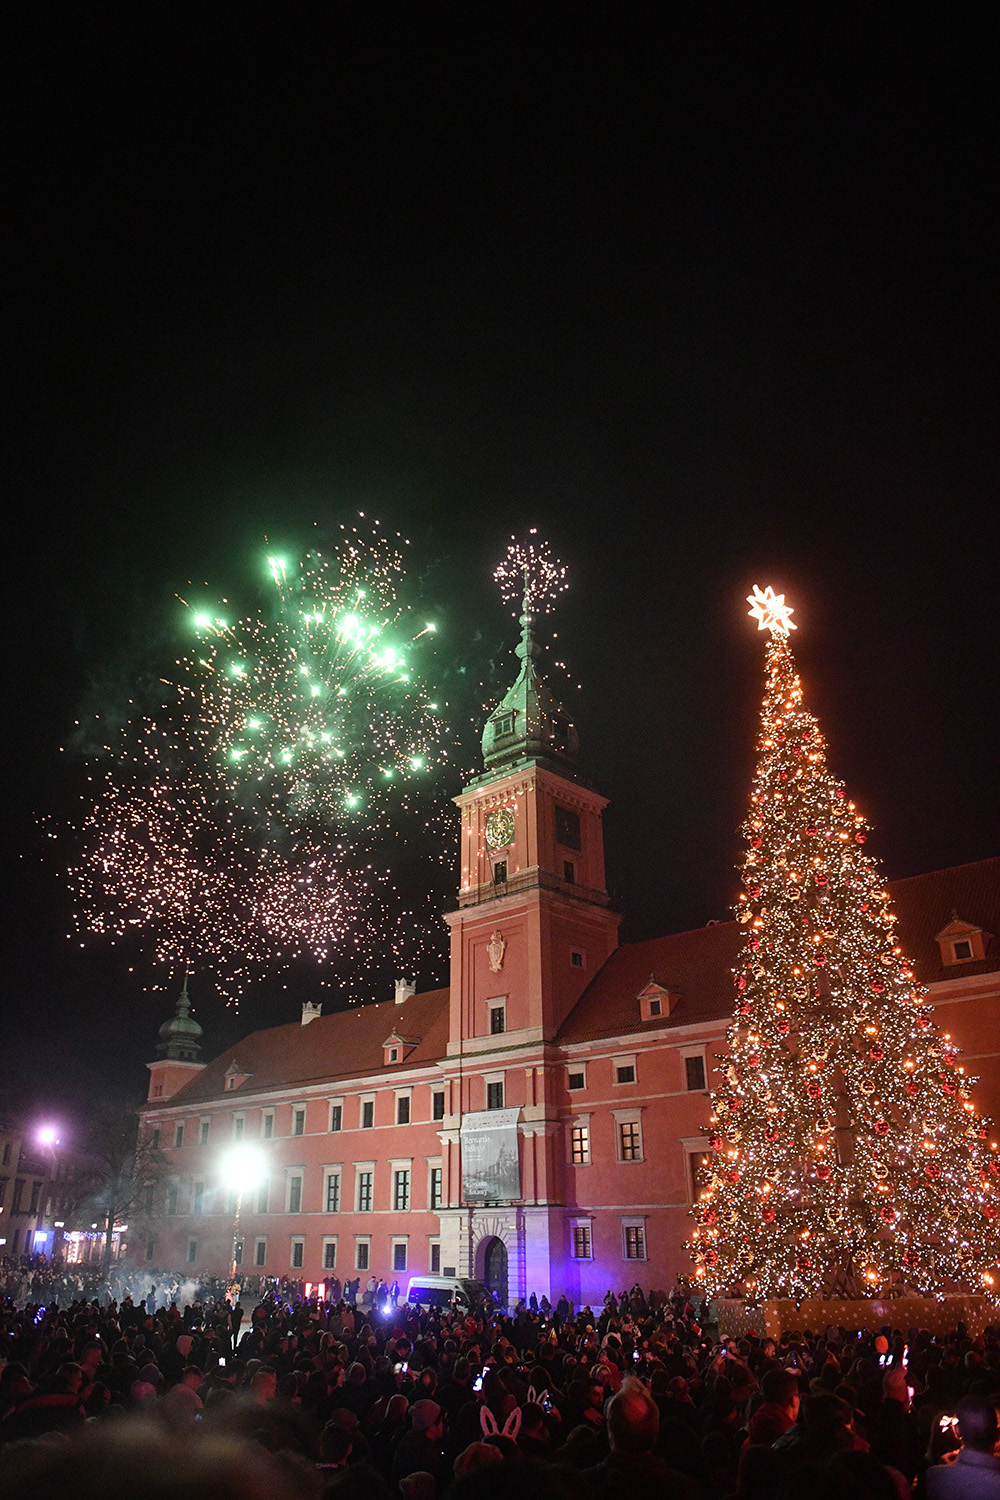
top-left (405, 1275), bottom-right (494, 1311)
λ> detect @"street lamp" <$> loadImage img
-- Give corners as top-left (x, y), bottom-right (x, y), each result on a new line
top-left (35, 1126), bottom-right (63, 1256)
top-left (220, 1144), bottom-right (266, 1286)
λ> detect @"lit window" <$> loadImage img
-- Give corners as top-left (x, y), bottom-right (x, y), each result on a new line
top-left (571, 1124), bottom-right (590, 1165)
top-left (393, 1169), bottom-right (410, 1211)
top-left (618, 1120), bottom-right (642, 1162)
top-left (357, 1172), bottom-right (373, 1212)
top-left (572, 1225), bottom-right (592, 1259)
top-left (430, 1166), bottom-right (443, 1209)
top-left (623, 1223), bottom-right (646, 1260)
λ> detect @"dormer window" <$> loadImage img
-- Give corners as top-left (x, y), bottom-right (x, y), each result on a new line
top-left (383, 1032), bottom-right (418, 1067)
top-left (224, 1060), bottom-right (251, 1092)
top-left (495, 712), bottom-right (515, 738)
top-left (638, 981), bottom-right (673, 1023)
top-left (935, 918), bottom-right (990, 967)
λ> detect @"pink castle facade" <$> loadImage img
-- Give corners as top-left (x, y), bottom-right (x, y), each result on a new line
top-left (136, 616), bottom-right (1000, 1305)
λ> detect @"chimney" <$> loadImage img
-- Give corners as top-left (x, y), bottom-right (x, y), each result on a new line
top-left (301, 1001), bottom-right (322, 1027)
top-left (394, 977), bottom-right (415, 1006)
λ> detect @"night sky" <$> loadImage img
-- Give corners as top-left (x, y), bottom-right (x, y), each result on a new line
top-left (5, 11), bottom-right (996, 1125)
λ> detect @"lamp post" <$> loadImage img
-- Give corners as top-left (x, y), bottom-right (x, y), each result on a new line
top-left (35, 1125), bottom-right (62, 1258)
top-left (220, 1144), bottom-right (266, 1291)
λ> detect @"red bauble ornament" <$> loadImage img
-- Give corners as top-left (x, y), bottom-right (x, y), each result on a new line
top-left (748, 1053), bottom-right (761, 1068)
top-left (917, 1015), bottom-right (931, 1032)
top-left (777, 733), bottom-right (786, 743)
top-left (752, 837), bottom-right (762, 848)
top-left (806, 1081), bottom-right (822, 1100)
top-left (880, 1206), bottom-right (895, 1224)
top-left (777, 1020), bottom-right (790, 1036)
top-left (871, 981), bottom-right (885, 994)
top-left (943, 1052), bottom-right (957, 1069)
top-left (855, 832), bottom-right (866, 843)
top-left (761, 1207), bottom-right (775, 1222)
top-left (703, 1210), bottom-right (717, 1225)
top-left (815, 871), bottom-right (829, 887)
top-left (861, 902), bottom-right (870, 911)
top-left (941, 1078), bottom-right (957, 1097)
top-left (764, 1125), bottom-right (780, 1143)
top-left (737, 1001), bottom-right (750, 1017)
top-left (709, 1133), bottom-right (723, 1151)
top-left (815, 1162), bottom-right (832, 1181)
top-left (836, 788), bottom-right (845, 799)
top-left (704, 1249), bottom-right (719, 1267)
top-left (987, 1160), bottom-right (1000, 1177)
top-left (805, 825), bottom-right (818, 837)
top-left (983, 1205), bottom-right (997, 1221)
top-left (874, 1119), bottom-right (890, 1135)
top-left (905, 1080), bottom-right (920, 1097)
top-left (728, 1096), bottom-right (741, 1113)
top-left (737, 975), bottom-right (747, 991)
top-left (725, 1168), bottom-right (740, 1185)
top-left (925, 1163), bottom-right (942, 1181)
top-left (750, 938), bottom-right (760, 951)
top-left (814, 950), bottom-right (828, 966)
top-left (869, 1046), bottom-right (884, 1062)
top-left (796, 1254), bottom-right (812, 1271)
top-left (903, 1249), bottom-right (920, 1270)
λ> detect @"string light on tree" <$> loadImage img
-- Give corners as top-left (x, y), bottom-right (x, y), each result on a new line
top-left (688, 586), bottom-right (999, 1301)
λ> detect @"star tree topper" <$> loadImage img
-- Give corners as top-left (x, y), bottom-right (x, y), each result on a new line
top-left (747, 584), bottom-right (797, 637)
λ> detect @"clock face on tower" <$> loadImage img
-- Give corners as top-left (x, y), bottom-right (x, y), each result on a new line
top-left (484, 807), bottom-right (516, 850)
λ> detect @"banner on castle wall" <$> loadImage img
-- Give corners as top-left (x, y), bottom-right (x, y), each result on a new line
top-left (461, 1109), bottom-right (521, 1202)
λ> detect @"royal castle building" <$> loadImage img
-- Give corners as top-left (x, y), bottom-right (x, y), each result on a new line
top-left (135, 610), bottom-right (1000, 1306)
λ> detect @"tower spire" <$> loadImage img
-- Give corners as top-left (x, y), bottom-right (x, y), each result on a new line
top-left (156, 973), bottom-right (204, 1062)
top-left (480, 580), bottom-right (579, 775)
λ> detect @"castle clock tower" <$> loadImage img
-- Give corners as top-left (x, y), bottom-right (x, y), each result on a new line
top-left (440, 593), bottom-right (619, 1301)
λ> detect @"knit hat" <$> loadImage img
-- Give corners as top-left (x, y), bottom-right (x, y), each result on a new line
top-left (410, 1399), bottom-right (442, 1433)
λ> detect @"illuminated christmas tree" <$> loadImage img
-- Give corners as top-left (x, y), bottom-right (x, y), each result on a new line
top-left (689, 586), bottom-right (1000, 1302)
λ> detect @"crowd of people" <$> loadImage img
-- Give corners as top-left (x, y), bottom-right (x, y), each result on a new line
top-left (0, 1254), bottom-right (998, 1499)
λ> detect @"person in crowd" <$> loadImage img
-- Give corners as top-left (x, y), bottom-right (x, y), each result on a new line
top-left (926, 1393), bottom-right (1000, 1498)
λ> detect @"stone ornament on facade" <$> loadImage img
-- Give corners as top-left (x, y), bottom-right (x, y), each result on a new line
top-left (487, 930), bottom-right (506, 973)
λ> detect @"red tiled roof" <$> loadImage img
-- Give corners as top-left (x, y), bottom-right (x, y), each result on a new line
top-left (890, 858), bottom-right (1000, 984)
top-left (165, 860), bottom-right (999, 1097)
top-left (557, 857), bottom-right (1000, 1045)
top-left (168, 988), bottom-right (450, 1105)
